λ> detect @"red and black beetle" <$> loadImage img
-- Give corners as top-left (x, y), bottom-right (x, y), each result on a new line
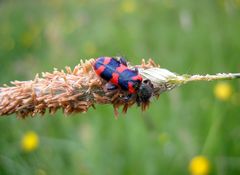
top-left (93, 56), bottom-right (154, 106)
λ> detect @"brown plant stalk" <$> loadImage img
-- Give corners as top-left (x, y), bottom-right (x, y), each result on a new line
top-left (0, 58), bottom-right (239, 118)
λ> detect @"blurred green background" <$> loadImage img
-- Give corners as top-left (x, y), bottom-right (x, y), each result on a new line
top-left (0, 0), bottom-right (240, 174)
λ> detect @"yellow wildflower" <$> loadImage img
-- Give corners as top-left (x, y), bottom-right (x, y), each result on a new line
top-left (121, 0), bottom-right (136, 13)
top-left (214, 82), bottom-right (233, 101)
top-left (235, 0), bottom-right (240, 7)
top-left (158, 132), bottom-right (170, 144)
top-left (21, 25), bottom-right (40, 48)
top-left (21, 131), bottom-right (39, 152)
top-left (35, 169), bottom-right (47, 175)
top-left (189, 156), bottom-right (210, 175)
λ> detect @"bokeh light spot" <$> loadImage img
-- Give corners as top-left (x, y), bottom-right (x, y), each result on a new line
top-left (214, 82), bottom-right (233, 101)
top-left (189, 156), bottom-right (210, 175)
top-left (21, 131), bottom-right (39, 152)
top-left (121, 0), bottom-right (136, 13)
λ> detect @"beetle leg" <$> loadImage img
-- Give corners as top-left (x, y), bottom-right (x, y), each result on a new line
top-left (105, 82), bottom-right (118, 91)
top-left (136, 95), bottom-right (141, 106)
top-left (134, 67), bottom-right (139, 74)
top-left (123, 93), bottom-right (135, 102)
top-left (119, 57), bottom-right (128, 66)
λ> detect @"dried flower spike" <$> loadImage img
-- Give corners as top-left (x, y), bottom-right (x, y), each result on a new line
top-left (0, 58), bottom-right (239, 118)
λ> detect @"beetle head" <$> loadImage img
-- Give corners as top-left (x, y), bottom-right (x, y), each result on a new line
top-left (136, 79), bottom-right (154, 109)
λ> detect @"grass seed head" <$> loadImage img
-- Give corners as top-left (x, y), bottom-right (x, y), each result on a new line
top-left (0, 58), bottom-right (158, 118)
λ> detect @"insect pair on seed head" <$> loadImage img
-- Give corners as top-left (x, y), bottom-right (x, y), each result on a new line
top-left (93, 56), bottom-right (154, 108)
